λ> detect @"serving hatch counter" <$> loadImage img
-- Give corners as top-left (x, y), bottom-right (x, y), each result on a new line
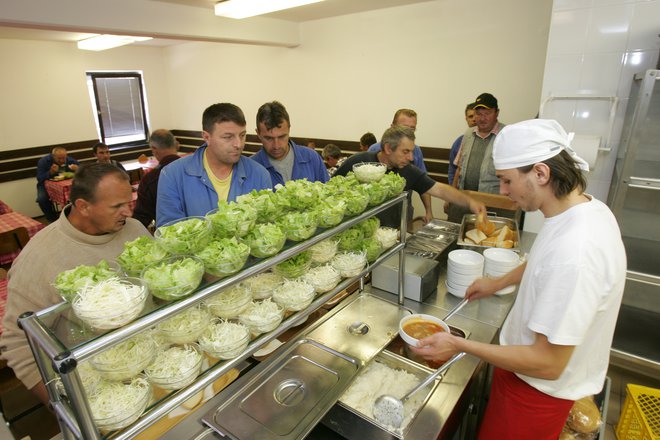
top-left (160, 231), bottom-right (535, 440)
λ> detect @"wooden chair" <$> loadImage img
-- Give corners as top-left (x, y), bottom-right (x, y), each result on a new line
top-left (0, 227), bottom-right (29, 255)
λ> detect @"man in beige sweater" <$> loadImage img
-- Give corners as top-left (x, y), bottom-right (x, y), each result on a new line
top-left (0, 163), bottom-right (149, 404)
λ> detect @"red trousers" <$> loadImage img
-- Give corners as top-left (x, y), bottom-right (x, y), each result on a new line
top-left (478, 367), bottom-right (574, 440)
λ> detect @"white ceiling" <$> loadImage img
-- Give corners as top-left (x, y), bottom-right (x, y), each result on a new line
top-left (0, 0), bottom-right (433, 46)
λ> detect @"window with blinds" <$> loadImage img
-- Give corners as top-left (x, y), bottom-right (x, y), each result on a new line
top-left (87, 72), bottom-right (150, 146)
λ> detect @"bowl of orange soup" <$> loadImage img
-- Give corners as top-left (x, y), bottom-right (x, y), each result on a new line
top-left (399, 314), bottom-right (450, 347)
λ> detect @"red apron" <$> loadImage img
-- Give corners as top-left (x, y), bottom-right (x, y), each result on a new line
top-left (478, 367), bottom-right (574, 440)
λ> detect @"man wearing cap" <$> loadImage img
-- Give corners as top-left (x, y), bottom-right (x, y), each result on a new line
top-left (447, 93), bottom-right (504, 221)
top-left (412, 119), bottom-right (626, 439)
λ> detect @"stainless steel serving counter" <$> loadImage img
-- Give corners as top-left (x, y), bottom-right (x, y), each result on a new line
top-left (162, 233), bottom-right (536, 440)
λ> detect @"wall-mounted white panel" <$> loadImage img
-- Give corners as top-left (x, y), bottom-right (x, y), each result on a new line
top-left (585, 3), bottom-right (634, 53)
top-left (579, 52), bottom-right (625, 93)
top-left (547, 9), bottom-right (591, 55)
top-left (627, 0), bottom-right (660, 51)
top-left (542, 54), bottom-right (584, 97)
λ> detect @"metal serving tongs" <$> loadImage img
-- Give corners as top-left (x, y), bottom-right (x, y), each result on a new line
top-left (373, 297), bottom-right (470, 428)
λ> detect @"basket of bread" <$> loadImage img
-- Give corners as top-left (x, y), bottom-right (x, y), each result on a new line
top-left (457, 213), bottom-right (520, 252)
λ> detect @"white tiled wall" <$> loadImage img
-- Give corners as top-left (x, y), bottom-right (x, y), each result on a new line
top-left (525, 0), bottom-right (660, 233)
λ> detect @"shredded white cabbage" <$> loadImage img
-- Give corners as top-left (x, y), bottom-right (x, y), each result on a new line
top-left (90, 333), bottom-right (156, 381)
top-left (56, 360), bottom-right (101, 397)
top-left (340, 361), bottom-right (427, 433)
top-left (198, 320), bottom-right (250, 359)
top-left (303, 265), bottom-right (341, 293)
top-left (157, 306), bottom-right (211, 344)
top-left (353, 162), bottom-right (387, 182)
top-left (72, 277), bottom-right (146, 329)
top-left (238, 299), bottom-right (283, 334)
top-left (272, 279), bottom-right (315, 311)
top-left (331, 252), bottom-right (367, 278)
top-left (89, 376), bottom-right (151, 431)
top-left (375, 227), bottom-right (399, 249)
top-left (145, 344), bottom-right (202, 390)
top-left (308, 239), bottom-right (339, 264)
top-left (243, 272), bottom-right (283, 300)
top-left (206, 284), bottom-right (252, 319)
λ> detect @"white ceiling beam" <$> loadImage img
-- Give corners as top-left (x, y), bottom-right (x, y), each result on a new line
top-left (0, 0), bottom-right (302, 47)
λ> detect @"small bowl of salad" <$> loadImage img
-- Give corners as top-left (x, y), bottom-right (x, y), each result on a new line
top-left (53, 260), bottom-right (120, 302)
top-left (238, 299), bottom-right (284, 336)
top-left (278, 211), bottom-right (318, 242)
top-left (205, 202), bottom-right (258, 239)
top-left (116, 236), bottom-right (169, 277)
top-left (273, 251), bottom-right (312, 279)
top-left (157, 305), bottom-right (211, 345)
top-left (154, 216), bottom-right (212, 255)
top-left (206, 284), bottom-right (252, 319)
top-left (91, 375), bottom-right (152, 432)
top-left (243, 271), bottom-right (283, 300)
top-left (353, 162), bottom-right (387, 183)
top-left (198, 319), bottom-right (250, 360)
top-left (145, 343), bottom-right (203, 390)
top-left (90, 333), bottom-right (157, 381)
top-left (141, 256), bottom-right (205, 301)
top-left (272, 279), bottom-right (316, 312)
top-left (198, 237), bottom-right (250, 278)
top-left (244, 223), bottom-right (287, 258)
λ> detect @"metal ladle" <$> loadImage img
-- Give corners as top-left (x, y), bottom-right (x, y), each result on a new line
top-left (373, 298), bottom-right (470, 428)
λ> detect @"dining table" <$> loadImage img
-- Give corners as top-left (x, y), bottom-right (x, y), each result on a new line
top-left (0, 211), bottom-right (46, 265)
top-left (44, 178), bottom-right (138, 211)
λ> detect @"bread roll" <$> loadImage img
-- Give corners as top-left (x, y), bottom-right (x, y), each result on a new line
top-left (481, 238), bottom-right (499, 247)
top-left (497, 240), bottom-right (514, 249)
top-left (466, 229), bottom-right (487, 244)
top-left (567, 396), bottom-right (601, 434)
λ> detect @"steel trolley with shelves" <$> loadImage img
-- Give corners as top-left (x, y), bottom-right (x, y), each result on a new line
top-left (19, 192), bottom-right (410, 440)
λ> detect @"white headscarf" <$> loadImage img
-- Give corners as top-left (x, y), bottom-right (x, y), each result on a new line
top-left (492, 119), bottom-right (589, 171)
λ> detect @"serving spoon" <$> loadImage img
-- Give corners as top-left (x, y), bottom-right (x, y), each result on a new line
top-left (373, 298), bottom-right (470, 428)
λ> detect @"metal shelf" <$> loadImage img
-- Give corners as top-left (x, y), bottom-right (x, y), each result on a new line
top-left (19, 192), bottom-right (409, 440)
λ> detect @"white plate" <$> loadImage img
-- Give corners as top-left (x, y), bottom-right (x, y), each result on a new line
top-left (447, 262), bottom-right (483, 276)
top-left (495, 285), bottom-right (516, 296)
top-left (483, 248), bottom-right (520, 265)
top-left (446, 271), bottom-right (480, 286)
top-left (448, 249), bottom-right (484, 268)
top-left (445, 280), bottom-right (467, 298)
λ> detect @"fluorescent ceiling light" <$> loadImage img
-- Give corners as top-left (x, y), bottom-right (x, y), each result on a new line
top-left (77, 35), bottom-right (152, 51)
top-left (215, 0), bottom-right (325, 19)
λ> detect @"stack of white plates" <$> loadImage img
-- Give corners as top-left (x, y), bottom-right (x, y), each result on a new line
top-left (483, 248), bottom-right (521, 295)
top-left (446, 250), bottom-right (484, 298)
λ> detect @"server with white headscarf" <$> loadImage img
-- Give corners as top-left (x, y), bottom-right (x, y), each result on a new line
top-left (411, 119), bottom-right (626, 439)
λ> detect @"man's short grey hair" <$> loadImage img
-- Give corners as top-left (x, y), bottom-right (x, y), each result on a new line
top-left (380, 126), bottom-right (415, 151)
top-left (322, 144), bottom-right (342, 160)
top-left (149, 129), bottom-right (178, 150)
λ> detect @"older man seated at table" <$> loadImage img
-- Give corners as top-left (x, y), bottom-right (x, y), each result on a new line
top-left (1, 163), bottom-right (149, 405)
top-left (36, 147), bottom-right (79, 222)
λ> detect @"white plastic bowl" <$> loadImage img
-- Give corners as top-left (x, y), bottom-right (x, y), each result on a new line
top-left (483, 248), bottom-right (520, 265)
top-left (448, 249), bottom-right (484, 268)
top-left (399, 314), bottom-right (450, 348)
top-left (446, 280), bottom-right (468, 298)
top-left (446, 270), bottom-right (480, 286)
top-left (446, 262), bottom-right (484, 276)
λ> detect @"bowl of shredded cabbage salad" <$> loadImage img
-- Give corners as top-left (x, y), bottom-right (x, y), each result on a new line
top-left (157, 305), bottom-right (211, 345)
top-left (72, 276), bottom-right (148, 330)
top-left (90, 332), bottom-right (156, 381)
top-left (206, 284), bottom-right (252, 319)
top-left (353, 162), bottom-right (387, 183)
top-left (243, 271), bottom-right (283, 300)
top-left (238, 299), bottom-right (284, 335)
top-left (89, 375), bottom-right (152, 432)
top-left (145, 343), bottom-right (203, 390)
top-left (272, 279), bottom-right (316, 312)
top-left (198, 319), bottom-right (250, 360)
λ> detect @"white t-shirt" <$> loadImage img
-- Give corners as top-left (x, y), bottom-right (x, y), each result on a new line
top-left (500, 196), bottom-right (626, 400)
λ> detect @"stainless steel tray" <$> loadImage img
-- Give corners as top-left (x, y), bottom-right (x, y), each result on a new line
top-left (202, 339), bottom-right (359, 440)
top-left (322, 350), bottom-right (440, 440)
top-left (457, 214), bottom-right (520, 252)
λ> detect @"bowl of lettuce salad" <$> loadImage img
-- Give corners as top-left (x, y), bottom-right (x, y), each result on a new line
top-left (278, 211), bottom-right (318, 242)
top-left (206, 201), bottom-right (258, 239)
top-left (154, 216), bottom-right (211, 255)
top-left (362, 181), bottom-right (389, 206)
top-left (273, 251), bottom-right (312, 279)
top-left (315, 197), bottom-right (346, 228)
top-left (157, 305), bottom-right (211, 345)
top-left (116, 236), bottom-right (169, 277)
top-left (145, 343), bottom-right (203, 390)
top-left (236, 189), bottom-right (280, 223)
top-left (380, 172), bottom-right (407, 197)
top-left (337, 188), bottom-right (370, 216)
top-left (244, 223), bottom-right (286, 258)
top-left (357, 217), bottom-right (380, 239)
top-left (198, 237), bottom-right (250, 278)
top-left (198, 319), bottom-right (250, 360)
top-left (360, 237), bottom-right (384, 263)
top-left (206, 284), bottom-right (252, 319)
top-left (141, 256), bottom-right (205, 301)
top-left (336, 227), bottom-right (364, 252)
top-left (53, 260), bottom-right (119, 302)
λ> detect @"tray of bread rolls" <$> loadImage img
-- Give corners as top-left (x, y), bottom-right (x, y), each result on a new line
top-left (457, 213), bottom-right (520, 253)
